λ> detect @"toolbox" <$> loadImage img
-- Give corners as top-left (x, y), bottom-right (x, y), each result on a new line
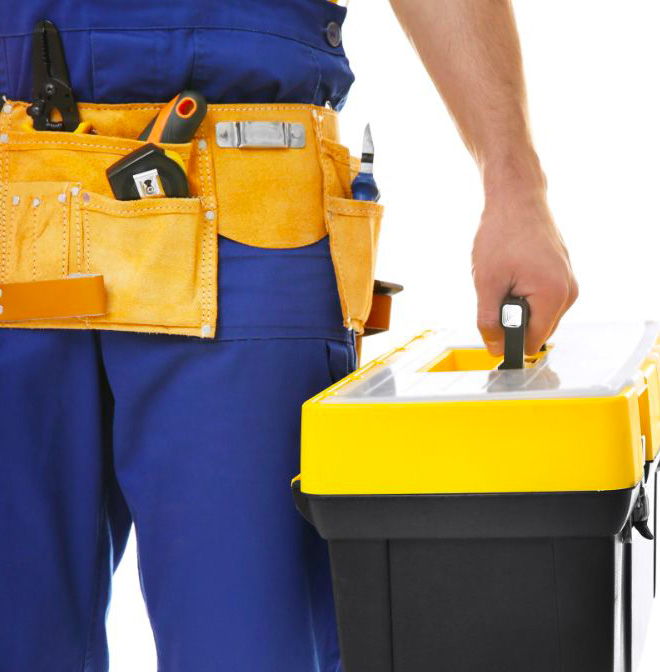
top-left (293, 321), bottom-right (660, 672)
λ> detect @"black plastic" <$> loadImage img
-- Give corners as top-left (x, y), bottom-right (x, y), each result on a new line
top-left (293, 483), bottom-right (638, 540)
top-left (500, 295), bottom-right (530, 369)
top-left (373, 279), bottom-right (404, 296)
top-left (27, 20), bottom-right (81, 132)
top-left (633, 485), bottom-right (654, 540)
top-left (294, 457), bottom-right (658, 672)
top-left (106, 143), bottom-right (189, 200)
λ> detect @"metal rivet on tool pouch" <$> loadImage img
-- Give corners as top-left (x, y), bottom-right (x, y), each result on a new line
top-left (205, 210), bottom-right (215, 221)
top-left (0, 305), bottom-right (3, 315)
top-left (32, 198), bottom-right (40, 207)
top-left (11, 196), bottom-right (19, 205)
top-left (0, 288), bottom-right (3, 298)
top-left (57, 193), bottom-right (67, 203)
top-left (82, 192), bottom-right (90, 203)
top-left (71, 186), bottom-right (80, 196)
top-left (0, 133), bottom-right (9, 143)
top-left (198, 139), bottom-right (208, 151)
top-left (3, 104), bottom-right (12, 114)
top-left (201, 324), bottom-right (212, 337)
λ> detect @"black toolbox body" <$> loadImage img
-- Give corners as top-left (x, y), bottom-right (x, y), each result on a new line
top-left (294, 454), bottom-right (658, 672)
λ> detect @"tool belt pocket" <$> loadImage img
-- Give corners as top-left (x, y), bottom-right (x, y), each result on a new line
top-left (79, 192), bottom-right (215, 335)
top-left (326, 196), bottom-right (383, 334)
top-left (319, 136), bottom-right (383, 334)
top-left (0, 129), bottom-right (217, 337)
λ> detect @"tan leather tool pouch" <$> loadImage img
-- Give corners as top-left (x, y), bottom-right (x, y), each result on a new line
top-left (0, 100), bottom-right (382, 337)
top-left (0, 103), bottom-right (218, 337)
top-left (316, 123), bottom-right (384, 334)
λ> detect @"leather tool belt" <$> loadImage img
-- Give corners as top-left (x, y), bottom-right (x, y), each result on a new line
top-left (0, 100), bottom-right (384, 337)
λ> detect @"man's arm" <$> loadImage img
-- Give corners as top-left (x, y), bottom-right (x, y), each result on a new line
top-left (389, 0), bottom-right (578, 355)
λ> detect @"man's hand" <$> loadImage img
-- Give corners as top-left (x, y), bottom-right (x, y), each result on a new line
top-left (472, 171), bottom-right (578, 355)
top-left (390, 0), bottom-right (578, 351)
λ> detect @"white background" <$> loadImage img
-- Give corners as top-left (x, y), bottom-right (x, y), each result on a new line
top-left (108, 1), bottom-right (660, 669)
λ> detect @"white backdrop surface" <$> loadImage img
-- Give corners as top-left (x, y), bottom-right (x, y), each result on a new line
top-left (108, 2), bottom-right (660, 669)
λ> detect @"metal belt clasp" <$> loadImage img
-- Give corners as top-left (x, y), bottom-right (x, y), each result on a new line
top-left (215, 121), bottom-right (306, 149)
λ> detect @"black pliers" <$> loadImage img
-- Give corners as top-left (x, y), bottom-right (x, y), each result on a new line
top-left (26, 19), bottom-right (81, 132)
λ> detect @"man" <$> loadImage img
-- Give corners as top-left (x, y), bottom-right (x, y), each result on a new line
top-left (0, 1), bottom-right (577, 671)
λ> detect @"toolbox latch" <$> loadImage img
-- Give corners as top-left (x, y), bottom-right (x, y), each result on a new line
top-left (632, 484), bottom-right (654, 540)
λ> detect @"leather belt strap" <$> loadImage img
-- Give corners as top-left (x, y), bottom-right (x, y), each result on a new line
top-left (363, 294), bottom-right (393, 336)
top-left (0, 275), bottom-right (106, 322)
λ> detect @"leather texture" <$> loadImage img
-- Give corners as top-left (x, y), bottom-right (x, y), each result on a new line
top-left (0, 274), bottom-right (105, 321)
top-left (0, 100), bottom-right (383, 335)
top-left (326, 196), bottom-right (383, 332)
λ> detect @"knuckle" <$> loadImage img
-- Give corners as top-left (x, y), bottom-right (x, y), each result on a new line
top-left (546, 277), bottom-right (570, 304)
top-left (472, 268), bottom-right (496, 289)
top-left (477, 314), bottom-right (502, 333)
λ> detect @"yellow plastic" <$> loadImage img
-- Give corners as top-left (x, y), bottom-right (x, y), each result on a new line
top-left (639, 353), bottom-right (660, 461)
top-left (300, 328), bottom-right (657, 496)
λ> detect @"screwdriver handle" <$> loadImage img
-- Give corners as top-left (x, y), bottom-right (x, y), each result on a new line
top-left (499, 296), bottom-right (530, 370)
top-left (139, 91), bottom-right (207, 144)
top-left (351, 173), bottom-right (380, 202)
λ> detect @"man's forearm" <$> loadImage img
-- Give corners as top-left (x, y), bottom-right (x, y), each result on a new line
top-left (390, 0), bottom-right (578, 355)
top-left (389, 0), bottom-right (542, 193)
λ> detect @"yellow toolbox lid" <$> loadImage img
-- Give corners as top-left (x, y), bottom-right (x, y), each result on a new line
top-left (300, 322), bottom-right (660, 496)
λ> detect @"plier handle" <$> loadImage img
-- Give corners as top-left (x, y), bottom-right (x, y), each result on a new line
top-left (26, 20), bottom-right (87, 132)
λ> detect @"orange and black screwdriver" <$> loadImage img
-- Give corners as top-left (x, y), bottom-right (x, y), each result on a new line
top-left (139, 90), bottom-right (207, 143)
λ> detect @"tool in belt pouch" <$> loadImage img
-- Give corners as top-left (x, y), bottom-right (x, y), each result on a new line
top-left (0, 22), bottom-right (400, 338)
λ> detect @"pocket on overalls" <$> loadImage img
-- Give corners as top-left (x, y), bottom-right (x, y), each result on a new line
top-left (326, 195), bottom-right (383, 334)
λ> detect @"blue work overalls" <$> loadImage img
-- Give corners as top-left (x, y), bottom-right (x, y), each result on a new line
top-left (0, 2), bottom-right (354, 670)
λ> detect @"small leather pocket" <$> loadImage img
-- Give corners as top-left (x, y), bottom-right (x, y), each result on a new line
top-left (326, 195), bottom-right (383, 334)
top-left (1, 181), bottom-right (77, 284)
top-left (3, 129), bottom-right (193, 199)
top-left (79, 191), bottom-right (217, 336)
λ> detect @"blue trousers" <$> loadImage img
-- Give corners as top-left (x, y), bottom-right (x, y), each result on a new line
top-left (0, 237), bottom-right (354, 672)
top-left (0, 2), bottom-right (355, 670)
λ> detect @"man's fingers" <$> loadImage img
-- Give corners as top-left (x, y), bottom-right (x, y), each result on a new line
top-left (531, 274), bottom-right (579, 350)
top-left (525, 282), bottom-right (570, 354)
top-left (475, 274), bottom-right (510, 356)
top-left (566, 276), bottom-right (579, 310)
top-left (475, 271), bottom-right (578, 358)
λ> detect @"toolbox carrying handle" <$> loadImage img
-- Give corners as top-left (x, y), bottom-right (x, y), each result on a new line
top-left (499, 296), bottom-right (530, 370)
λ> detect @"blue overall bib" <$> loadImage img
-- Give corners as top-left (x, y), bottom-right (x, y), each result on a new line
top-left (0, 2), bottom-right (354, 671)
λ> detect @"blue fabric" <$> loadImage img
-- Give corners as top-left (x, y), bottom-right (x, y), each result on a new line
top-left (0, 237), bottom-right (355, 672)
top-left (0, 2), bottom-right (357, 669)
top-left (0, 0), bottom-right (354, 107)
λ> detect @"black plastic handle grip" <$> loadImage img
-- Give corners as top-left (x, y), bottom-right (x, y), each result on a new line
top-left (499, 296), bottom-right (530, 370)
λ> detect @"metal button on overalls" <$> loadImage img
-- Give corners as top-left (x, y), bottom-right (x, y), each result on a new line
top-left (325, 21), bottom-right (343, 47)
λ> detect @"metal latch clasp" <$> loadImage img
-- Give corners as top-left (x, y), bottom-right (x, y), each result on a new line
top-left (215, 121), bottom-right (306, 149)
